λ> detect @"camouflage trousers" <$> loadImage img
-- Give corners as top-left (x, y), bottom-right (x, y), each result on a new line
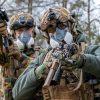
top-left (3, 77), bottom-right (16, 100)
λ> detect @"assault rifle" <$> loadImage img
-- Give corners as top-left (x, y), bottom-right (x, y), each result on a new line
top-left (43, 42), bottom-right (79, 87)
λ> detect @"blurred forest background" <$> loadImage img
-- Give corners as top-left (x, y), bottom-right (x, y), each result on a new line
top-left (0, 0), bottom-right (100, 44)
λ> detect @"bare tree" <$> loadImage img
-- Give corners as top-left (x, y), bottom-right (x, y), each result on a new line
top-left (0, 0), bottom-right (6, 6)
top-left (28, 0), bottom-right (32, 14)
top-left (62, 0), bottom-right (68, 8)
top-left (87, 0), bottom-right (91, 42)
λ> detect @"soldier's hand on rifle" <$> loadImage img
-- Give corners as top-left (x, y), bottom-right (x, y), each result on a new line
top-left (72, 53), bottom-right (85, 68)
top-left (43, 50), bottom-right (54, 68)
top-left (0, 20), bottom-right (7, 35)
top-left (8, 43), bottom-right (21, 60)
top-left (35, 50), bottom-right (56, 79)
top-left (61, 53), bottom-right (85, 70)
top-left (61, 43), bottom-right (87, 70)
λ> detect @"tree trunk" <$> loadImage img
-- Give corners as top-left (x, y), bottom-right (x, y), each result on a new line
top-left (28, 0), bottom-right (32, 14)
top-left (87, 0), bottom-right (91, 42)
top-left (62, 0), bottom-right (68, 8)
top-left (15, 0), bottom-right (21, 4)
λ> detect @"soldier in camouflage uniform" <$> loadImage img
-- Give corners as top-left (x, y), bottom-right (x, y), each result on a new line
top-left (12, 7), bottom-right (100, 100)
top-left (0, 12), bottom-right (38, 100)
top-left (0, 14), bottom-right (18, 100)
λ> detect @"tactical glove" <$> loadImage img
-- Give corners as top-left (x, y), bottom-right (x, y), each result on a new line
top-left (61, 54), bottom-right (85, 70)
top-left (0, 42), bottom-right (20, 67)
top-left (72, 54), bottom-right (85, 67)
top-left (0, 52), bottom-right (10, 67)
top-left (35, 50), bottom-right (54, 79)
top-left (0, 20), bottom-right (7, 35)
top-left (8, 43), bottom-right (21, 60)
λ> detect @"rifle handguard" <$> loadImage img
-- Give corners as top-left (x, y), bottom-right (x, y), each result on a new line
top-left (43, 59), bottom-right (59, 87)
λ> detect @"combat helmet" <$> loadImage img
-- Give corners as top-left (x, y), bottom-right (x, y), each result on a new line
top-left (40, 7), bottom-right (77, 41)
top-left (10, 12), bottom-right (35, 30)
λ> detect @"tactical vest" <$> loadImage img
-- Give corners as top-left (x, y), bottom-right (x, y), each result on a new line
top-left (94, 83), bottom-right (100, 100)
top-left (42, 69), bottom-right (95, 100)
top-left (85, 73), bottom-right (100, 100)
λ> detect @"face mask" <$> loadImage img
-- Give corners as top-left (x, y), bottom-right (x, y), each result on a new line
top-left (15, 31), bottom-right (34, 51)
top-left (19, 31), bottom-right (31, 44)
top-left (50, 38), bottom-right (59, 48)
top-left (53, 28), bottom-right (66, 41)
top-left (64, 31), bottom-right (73, 44)
top-left (50, 30), bottom-right (73, 48)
